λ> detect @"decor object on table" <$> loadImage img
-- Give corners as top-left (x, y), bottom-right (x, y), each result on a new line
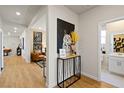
top-left (62, 30), bottom-right (72, 56)
top-left (70, 31), bottom-right (79, 44)
top-left (70, 31), bottom-right (79, 54)
top-left (59, 49), bottom-right (66, 58)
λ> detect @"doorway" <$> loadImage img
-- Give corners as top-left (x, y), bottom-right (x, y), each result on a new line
top-left (98, 18), bottom-right (124, 88)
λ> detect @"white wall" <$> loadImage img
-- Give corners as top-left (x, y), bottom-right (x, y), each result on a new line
top-left (3, 35), bottom-right (20, 56)
top-left (0, 17), bottom-right (2, 27)
top-left (31, 12), bottom-right (47, 52)
top-left (47, 5), bottom-right (79, 87)
top-left (30, 12), bottom-right (47, 53)
top-left (0, 29), bottom-right (2, 73)
top-left (79, 6), bottom-right (124, 80)
top-left (20, 6), bottom-right (48, 63)
top-left (20, 31), bottom-right (26, 60)
top-left (20, 29), bottom-right (31, 63)
top-left (0, 17), bottom-right (3, 73)
top-left (107, 20), bottom-right (124, 32)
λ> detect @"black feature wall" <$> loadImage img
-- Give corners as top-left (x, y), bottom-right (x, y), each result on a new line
top-left (57, 18), bottom-right (75, 53)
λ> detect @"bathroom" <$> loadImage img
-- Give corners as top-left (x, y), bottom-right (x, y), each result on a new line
top-left (100, 19), bottom-right (124, 88)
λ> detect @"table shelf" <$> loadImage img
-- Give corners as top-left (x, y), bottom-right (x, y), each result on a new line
top-left (57, 55), bottom-right (81, 88)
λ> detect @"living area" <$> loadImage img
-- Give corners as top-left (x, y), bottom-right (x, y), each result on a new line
top-left (30, 13), bottom-right (47, 78)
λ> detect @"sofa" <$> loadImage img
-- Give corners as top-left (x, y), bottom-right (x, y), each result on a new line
top-left (31, 51), bottom-right (45, 62)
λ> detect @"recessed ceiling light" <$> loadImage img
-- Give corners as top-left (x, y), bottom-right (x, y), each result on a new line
top-left (14, 30), bottom-right (16, 33)
top-left (14, 27), bottom-right (17, 30)
top-left (39, 27), bottom-right (42, 30)
top-left (16, 12), bottom-right (21, 16)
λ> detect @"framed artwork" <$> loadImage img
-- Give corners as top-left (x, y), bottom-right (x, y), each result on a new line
top-left (113, 34), bottom-right (124, 53)
top-left (57, 18), bottom-right (75, 53)
top-left (22, 38), bottom-right (24, 49)
top-left (33, 32), bottom-right (42, 51)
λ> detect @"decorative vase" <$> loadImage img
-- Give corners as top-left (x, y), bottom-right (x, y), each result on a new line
top-left (70, 43), bottom-right (76, 54)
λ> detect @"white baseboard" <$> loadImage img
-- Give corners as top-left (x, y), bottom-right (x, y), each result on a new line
top-left (47, 82), bottom-right (57, 88)
top-left (82, 72), bottom-right (98, 81)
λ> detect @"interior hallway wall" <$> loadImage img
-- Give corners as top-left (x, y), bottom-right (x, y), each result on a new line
top-left (48, 5), bottom-right (79, 87)
top-left (3, 35), bottom-right (20, 56)
top-left (0, 30), bottom-right (2, 72)
top-left (0, 17), bottom-right (3, 72)
top-left (20, 6), bottom-right (48, 63)
top-left (79, 5), bottom-right (124, 80)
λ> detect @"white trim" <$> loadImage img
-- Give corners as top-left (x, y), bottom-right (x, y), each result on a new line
top-left (82, 72), bottom-right (98, 81)
top-left (47, 82), bottom-right (57, 88)
top-left (1, 29), bottom-right (3, 68)
top-left (97, 23), bottom-right (102, 81)
top-left (97, 16), bottom-right (124, 81)
top-left (0, 30), bottom-right (3, 73)
top-left (45, 6), bottom-right (49, 88)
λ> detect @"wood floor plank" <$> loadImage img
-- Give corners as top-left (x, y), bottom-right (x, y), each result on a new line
top-left (0, 56), bottom-right (46, 88)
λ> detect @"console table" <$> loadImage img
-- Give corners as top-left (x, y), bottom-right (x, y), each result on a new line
top-left (57, 55), bottom-right (81, 88)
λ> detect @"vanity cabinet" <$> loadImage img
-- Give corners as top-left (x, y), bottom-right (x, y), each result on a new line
top-left (109, 56), bottom-right (124, 75)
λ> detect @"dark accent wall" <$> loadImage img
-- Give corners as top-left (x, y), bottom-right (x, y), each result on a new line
top-left (57, 18), bottom-right (75, 53)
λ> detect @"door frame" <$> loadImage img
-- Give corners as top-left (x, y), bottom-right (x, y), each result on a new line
top-left (0, 28), bottom-right (3, 73)
top-left (98, 16), bottom-right (124, 81)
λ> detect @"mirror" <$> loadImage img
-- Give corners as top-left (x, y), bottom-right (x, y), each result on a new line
top-left (113, 34), bottom-right (124, 53)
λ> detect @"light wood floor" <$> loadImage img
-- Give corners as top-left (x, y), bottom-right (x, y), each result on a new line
top-left (56, 75), bottom-right (114, 88)
top-left (0, 56), bottom-right (46, 88)
top-left (68, 76), bottom-right (114, 88)
top-left (0, 56), bottom-right (114, 88)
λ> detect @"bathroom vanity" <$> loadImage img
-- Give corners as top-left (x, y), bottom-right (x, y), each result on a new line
top-left (109, 53), bottom-right (124, 75)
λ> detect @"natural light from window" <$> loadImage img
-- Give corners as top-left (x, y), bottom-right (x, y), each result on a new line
top-left (101, 30), bottom-right (106, 44)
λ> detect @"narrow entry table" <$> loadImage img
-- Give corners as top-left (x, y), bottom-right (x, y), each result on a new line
top-left (57, 55), bottom-right (81, 88)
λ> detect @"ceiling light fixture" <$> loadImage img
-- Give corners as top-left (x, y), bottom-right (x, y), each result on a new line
top-left (14, 30), bottom-right (17, 33)
top-left (14, 27), bottom-right (17, 30)
top-left (16, 12), bottom-right (21, 16)
top-left (39, 27), bottom-right (42, 30)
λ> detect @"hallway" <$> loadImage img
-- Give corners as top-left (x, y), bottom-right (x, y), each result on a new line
top-left (0, 56), bottom-right (46, 88)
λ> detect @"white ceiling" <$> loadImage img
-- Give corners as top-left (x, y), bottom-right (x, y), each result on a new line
top-left (32, 13), bottom-right (47, 32)
top-left (2, 20), bottom-right (26, 37)
top-left (0, 5), bottom-right (41, 26)
top-left (65, 5), bottom-right (97, 14)
top-left (0, 5), bottom-right (97, 36)
top-left (0, 5), bottom-right (41, 36)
